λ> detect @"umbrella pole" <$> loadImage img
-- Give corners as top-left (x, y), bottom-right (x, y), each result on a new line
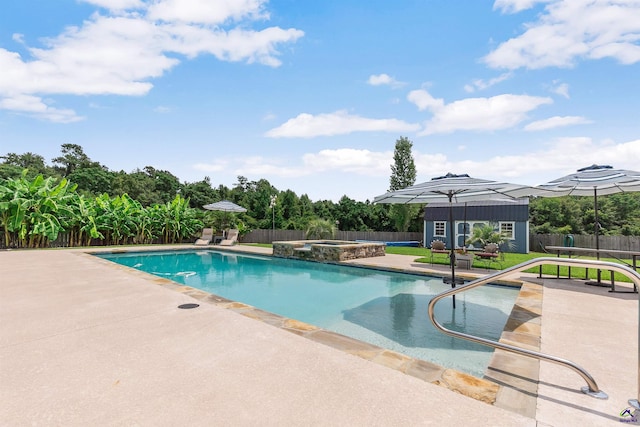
top-left (594, 188), bottom-right (602, 283)
top-left (586, 188), bottom-right (604, 286)
top-left (463, 202), bottom-right (467, 249)
top-left (448, 194), bottom-right (456, 309)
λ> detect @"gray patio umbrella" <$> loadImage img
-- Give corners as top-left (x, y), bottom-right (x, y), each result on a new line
top-left (203, 200), bottom-right (247, 231)
top-left (536, 164), bottom-right (640, 284)
top-left (203, 200), bottom-right (248, 213)
top-left (373, 173), bottom-right (543, 308)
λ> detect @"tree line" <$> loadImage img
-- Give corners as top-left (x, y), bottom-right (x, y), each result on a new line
top-left (1, 142), bottom-right (638, 249)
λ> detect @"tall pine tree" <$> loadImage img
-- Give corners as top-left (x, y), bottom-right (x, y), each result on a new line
top-left (389, 136), bottom-right (419, 232)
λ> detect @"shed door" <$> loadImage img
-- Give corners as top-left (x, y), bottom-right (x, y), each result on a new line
top-left (456, 221), bottom-right (488, 249)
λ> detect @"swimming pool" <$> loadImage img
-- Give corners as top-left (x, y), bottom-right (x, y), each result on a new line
top-left (97, 250), bottom-right (519, 377)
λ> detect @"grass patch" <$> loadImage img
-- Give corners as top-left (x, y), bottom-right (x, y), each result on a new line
top-left (386, 246), bottom-right (634, 282)
top-left (242, 243), bottom-right (273, 248)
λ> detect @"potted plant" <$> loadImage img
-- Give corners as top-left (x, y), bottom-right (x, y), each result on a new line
top-left (465, 223), bottom-right (514, 252)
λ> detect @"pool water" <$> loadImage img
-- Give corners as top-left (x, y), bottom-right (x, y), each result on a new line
top-left (98, 250), bottom-right (519, 377)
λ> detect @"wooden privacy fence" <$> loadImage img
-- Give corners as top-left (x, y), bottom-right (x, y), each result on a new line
top-left (242, 229), bottom-right (423, 244)
top-left (2, 229), bottom-right (638, 254)
top-left (532, 234), bottom-right (640, 257)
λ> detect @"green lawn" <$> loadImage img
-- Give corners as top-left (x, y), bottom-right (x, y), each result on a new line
top-left (242, 243), bottom-right (635, 282)
top-left (243, 243), bottom-right (273, 248)
top-left (385, 246), bottom-right (635, 282)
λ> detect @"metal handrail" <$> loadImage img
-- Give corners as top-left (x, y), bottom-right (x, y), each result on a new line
top-left (428, 257), bottom-right (640, 401)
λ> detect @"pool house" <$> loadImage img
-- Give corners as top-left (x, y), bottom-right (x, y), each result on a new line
top-left (423, 199), bottom-right (530, 253)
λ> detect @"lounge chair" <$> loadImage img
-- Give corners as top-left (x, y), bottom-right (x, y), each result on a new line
top-left (219, 229), bottom-right (239, 246)
top-left (194, 228), bottom-right (214, 246)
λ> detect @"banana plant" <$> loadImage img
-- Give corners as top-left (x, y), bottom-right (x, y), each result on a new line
top-left (158, 195), bottom-right (202, 244)
top-left (65, 194), bottom-right (103, 246)
top-left (94, 194), bottom-right (140, 245)
top-left (1, 171), bottom-right (203, 248)
top-left (0, 172), bottom-right (76, 247)
top-left (0, 175), bottom-right (27, 247)
top-left (26, 175), bottom-right (77, 247)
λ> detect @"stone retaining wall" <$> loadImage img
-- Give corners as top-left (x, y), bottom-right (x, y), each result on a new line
top-left (273, 240), bottom-right (386, 262)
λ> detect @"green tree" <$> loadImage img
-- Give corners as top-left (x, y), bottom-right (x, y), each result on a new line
top-left (52, 144), bottom-right (97, 176)
top-left (68, 166), bottom-right (114, 195)
top-left (1, 152), bottom-right (50, 178)
top-left (279, 189), bottom-right (301, 229)
top-left (529, 197), bottom-right (582, 234)
top-left (335, 196), bottom-right (371, 231)
top-left (1, 152), bottom-right (46, 169)
top-left (388, 136), bottom-right (419, 232)
top-left (182, 177), bottom-right (218, 209)
top-left (312, 200), bottom-right (336, 224)
top-left (143, 166), bottom-right (182, 203)
top-left (389, 136), bottom-right (416, 191)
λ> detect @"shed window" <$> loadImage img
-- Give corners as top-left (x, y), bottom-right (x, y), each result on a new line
top-left (434, 221), bottom-right (446, 237)
top-left (500, 222), bottom-right (515, 239)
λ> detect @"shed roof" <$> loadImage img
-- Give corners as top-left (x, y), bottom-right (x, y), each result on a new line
top-left (424, 198), bottom-right (529, 221)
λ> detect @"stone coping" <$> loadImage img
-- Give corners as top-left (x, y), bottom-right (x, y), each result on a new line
top-left (84, 246), bottom-right (542, 417)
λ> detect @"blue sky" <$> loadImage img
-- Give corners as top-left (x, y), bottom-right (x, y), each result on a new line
top-left (1, 0), bottom-right (639, 202)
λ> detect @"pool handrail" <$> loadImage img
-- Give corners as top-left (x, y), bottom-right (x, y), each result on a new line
top-left (428, 257), bottom-right (640, 403)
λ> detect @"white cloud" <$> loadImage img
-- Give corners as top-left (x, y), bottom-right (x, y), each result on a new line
top-left (0, 94), bottom-right (83, 123)
top-left (406, 89), bottom-right (444, 111)
top-left (485, 0), bottom-right (640, 69)
top-left (411, 91), bottom-right (553, 135)
top-left (12, 33), bottom-right (25, 43)
top-left (367, 73), bottom-right (404, 88)
top-left (0, 1), bottom-right (303, 122)
top-left (153, 105), bottom-right (171, 113)
top-left (254, 139), bottom-right (640, 185)
top-left (409, 138), bottom-right (640, 185)
top-left (80, 0), bottom-right (145, 10)
top-left (230, 149), bottom-right (393, 179)
top-left (236, 156), bottom-right (309, 178)
top-left (193, 160), bottom-right (229, 172)
top-left (463, 72), bottom-right (513, 93)
top-left (147, 0), bottom-right (268, 25)
top-left (524, 115), bottom-right (591, 131)
top-left (493, 0), bottom-right (551, 14)
top-left (188, 139), bottom-right (640, 201)
top-left (551, 82), bottom-right (569, 98)
top-left (264, 110), bottom-right (420, 138)
top-left (302, 149), bottom-right (392, 175)
top-left (482, 138), bottom-right (640, 182)
top-left (164, 25), bottom-right (304, 66)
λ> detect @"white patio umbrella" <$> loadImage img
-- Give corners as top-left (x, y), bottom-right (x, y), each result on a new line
top-left (536, 164), bottom-right (640, 284)
top-left (203, 200), bottom-right (247, 232)
top-left (373, 173), bottom-right (545, 308)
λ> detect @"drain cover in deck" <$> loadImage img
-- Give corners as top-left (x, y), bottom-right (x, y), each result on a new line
top-left (178, 303), bottom-right (200, 309)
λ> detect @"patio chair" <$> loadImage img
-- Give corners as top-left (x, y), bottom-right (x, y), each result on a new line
top-left (430, 240), bottom-right (449, 264)
top-left (474, 243), bottom-right (503, 269)
top-left (219, 229), bottom-right (239, 246)
top-left (194, 228), bottom-right (214, 246)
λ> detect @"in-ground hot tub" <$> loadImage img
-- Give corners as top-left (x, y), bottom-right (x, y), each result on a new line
top-left (273, 240), bottom-right (386, 262)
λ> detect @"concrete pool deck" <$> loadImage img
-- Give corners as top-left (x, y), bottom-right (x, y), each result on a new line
top-left (1, 245), bottom-right (638, 426)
